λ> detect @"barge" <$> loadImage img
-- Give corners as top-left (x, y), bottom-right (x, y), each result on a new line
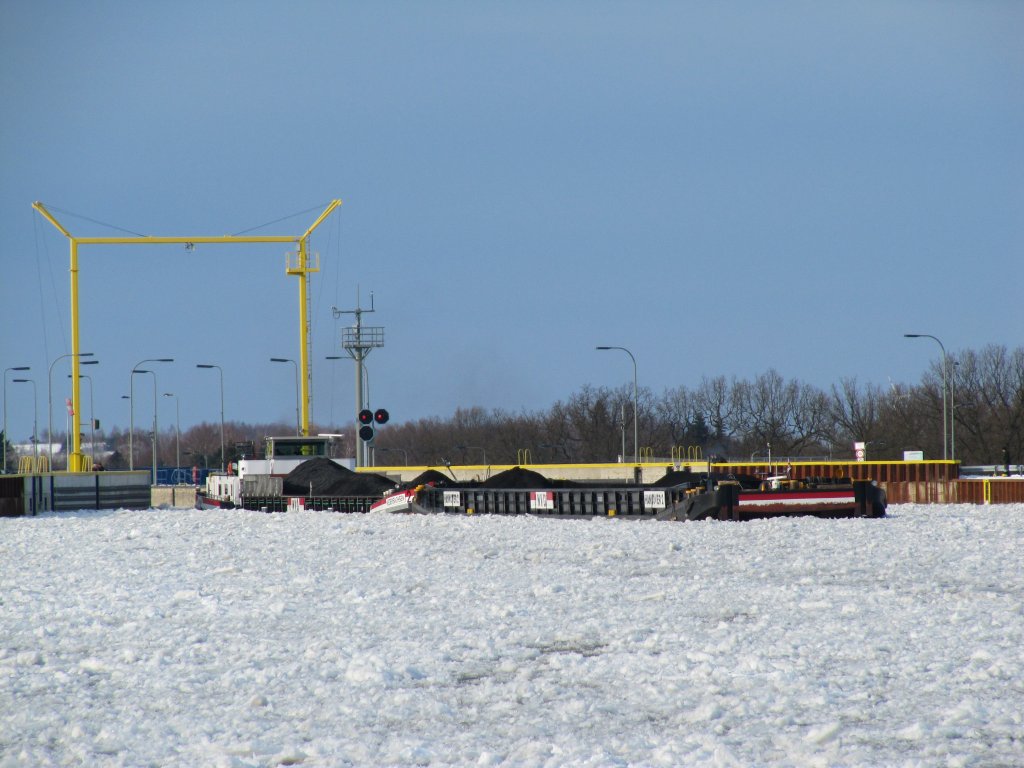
top-left (204, 445), bottom-right (886, 521)
top-left (369, 469), bottom-right (887, 521)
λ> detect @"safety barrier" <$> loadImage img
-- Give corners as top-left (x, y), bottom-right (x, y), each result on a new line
top-left (672, 445), bottom-right (704, 463)
top-left (18, 455), bottom-right (50, 473)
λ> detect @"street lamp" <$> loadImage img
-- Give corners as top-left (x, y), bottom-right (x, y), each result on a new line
top-left (129, 359), bottom-right (173, 471)
top-left (68, 369), bottom-right (97, 468)
top-left (946, 358), bottom-right (954, 460)
top-left (904, 334), bottom-right (949, 461)
top-left (132, 369), bottom-right (159, 485)
top-left (12, 378), bottom-right (37, 464)
top-left (66, 360), bottom-right (99, 468)
top-left (163, 393), bottom-right (180, 481)
top-left (596, 346), bottom-right (639, 465)
top-left (48, 352), bottom-right (94, 468)
top-left (270, 358), bottom-right (300, 436)
top-left (3, 366), bottom-right (30, 473)
top-left (196, 364), bottom-right (225, 471)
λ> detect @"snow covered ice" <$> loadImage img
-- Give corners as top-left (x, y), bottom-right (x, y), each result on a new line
top-left (2, 505), bottom-right (1023, 767)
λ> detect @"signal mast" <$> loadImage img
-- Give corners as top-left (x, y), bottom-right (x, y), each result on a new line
top-left (332, 292), bottom-right (384, 467)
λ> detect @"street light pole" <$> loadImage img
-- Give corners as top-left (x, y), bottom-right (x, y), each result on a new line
top-left (130, 358), bottom-right (173, 471)
top-left (48, 352), bottom-right (94, 469)
top-left (270, 358), bottom-right (300, 436)
top-left (904, 334), bottom-right (948, 461)
top-left (950, 359), bottom-right (958, 462)
top-left (596, 346), bottom-right (639, 466)
top-left (68, 371), bottom-right (97, 468)
top-left (196, 364), bottom-right (225, 471)
top-left (134, 370), bottom-right (158, 485)
top-left (12, 379), bottom-right (37, 464)
top-left (164, 393), bottom-right (180, 480)
top-left (3, 366), bottom-right (30, 474)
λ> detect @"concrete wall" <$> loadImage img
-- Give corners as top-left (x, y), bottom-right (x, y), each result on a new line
top-left (150, 485), bottom-right (199, 509)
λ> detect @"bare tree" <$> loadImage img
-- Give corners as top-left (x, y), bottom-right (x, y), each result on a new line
top-left (952, 345), bottom-right (1024, 465)
top-left (692, 375), bottom-right (737, 456)
top-left (827, 378), bottom-right (888, 456)
top-left (559, 384), bottom-right (623, 462)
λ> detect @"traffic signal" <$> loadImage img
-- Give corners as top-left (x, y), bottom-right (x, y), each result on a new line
top-left (374, 408), bottom-right (389, 425)
top-left (358, 425), bottom-right (375, 442)
top-left (358, 409), bottom-right (373, 425)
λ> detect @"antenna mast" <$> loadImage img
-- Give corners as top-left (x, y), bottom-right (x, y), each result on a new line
top-left (332, 291), bottom-right (384, 467)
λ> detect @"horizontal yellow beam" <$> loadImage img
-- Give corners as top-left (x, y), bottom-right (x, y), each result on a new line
top-left (74, 235), bottom-right (298, 245)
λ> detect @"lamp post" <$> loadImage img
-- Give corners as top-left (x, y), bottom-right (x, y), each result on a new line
top-left (68, 370), bottom-right (97, 468)
top-left (904, 334), bottom-right (948, 461)
top-left (48, 352), bottom-right (94, 468)
top-left (129, 358), bottom-right (173, 471)
top-left (163, 393), bottom-right (180, 481)
top-left (133, 369), bottom-right (159, 485)
top-left (12, 378), bottom-right (37, 463)
top-left (121, 394), bottom-right (131, 467)
top-left (69, 360), bottom-right (99, 468)
top-left (196, 364), bottom-right (225, 471)
top-left (4, 366), bottom-right (30, 473)
top-left (270, 358), bottom-right (300, 436)
top-left (951, 359), bottom-right (958, 462)
top-left (596, 346), bottom-right (639, 465)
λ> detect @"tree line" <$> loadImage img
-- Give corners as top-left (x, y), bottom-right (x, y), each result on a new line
top-left (374, 344), bottom-right (1022, 468)
top-left (6, 344), bottom-right (1021, 471)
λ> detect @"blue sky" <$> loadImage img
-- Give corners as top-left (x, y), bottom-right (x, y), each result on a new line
top-left (2, 1), bottom-right (1022, 443)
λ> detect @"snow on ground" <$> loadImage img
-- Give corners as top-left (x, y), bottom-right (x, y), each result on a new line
top-left (2, 504), bottom-right (1022, 767)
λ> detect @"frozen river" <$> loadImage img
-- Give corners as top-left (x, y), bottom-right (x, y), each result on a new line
top-left (2, 504), bottom-right (1022, 766)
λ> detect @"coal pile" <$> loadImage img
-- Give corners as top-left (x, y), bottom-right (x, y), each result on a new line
top-left (481, 466), bottom-right (567, 489)
top-left (403, 469), bottom-right (459, 489)
top-left (653, 469), bottom-right (702, 488)
top-left (282, 458), bottom-right (396, 497)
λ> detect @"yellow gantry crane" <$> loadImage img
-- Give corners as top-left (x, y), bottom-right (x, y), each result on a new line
top-left (33, 200), bottom-right (343, 472)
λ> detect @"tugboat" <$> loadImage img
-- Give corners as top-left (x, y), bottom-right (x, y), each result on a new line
top-left (658, 474), bottom-right (887, 521)
top-left (199, 435), bottom-right (351, 508)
